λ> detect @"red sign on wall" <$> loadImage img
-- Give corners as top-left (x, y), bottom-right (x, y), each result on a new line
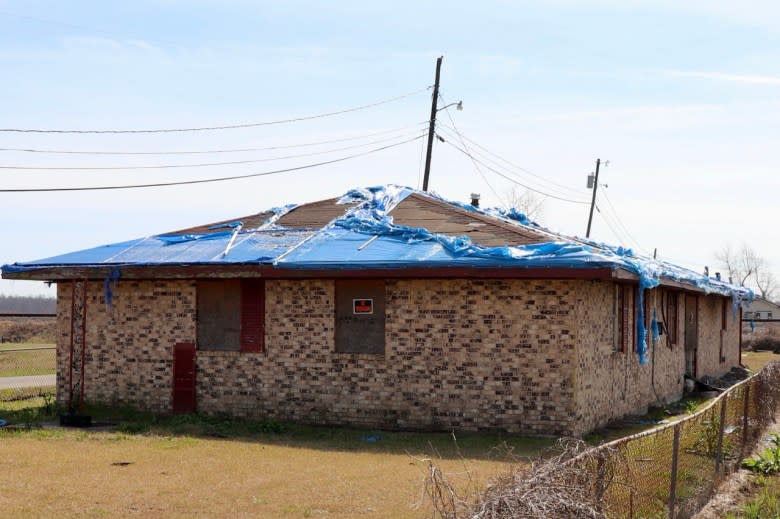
top-left (353, 299), bottom-right (374, 314)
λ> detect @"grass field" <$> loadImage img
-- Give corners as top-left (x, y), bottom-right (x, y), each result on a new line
top-left (0, 349), bottom-right (771, 517)
top-left (741, 350), bottom-right (780, 372)
top-left (0, 398), bottom-right (550, 518)
top-left (0, 342), bottom-right (55, 377)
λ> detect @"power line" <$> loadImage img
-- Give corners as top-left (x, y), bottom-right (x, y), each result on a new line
top-left (0, 87), bottom-right (430, 134)
top-left (0, 129), bottom-right (427, 171)
top-left (416, 125), bottom-right (427, 190)
top-left (436, 125), bottom-right (590, 203)
top-left (595, 205), bottom-right (632, 246)
top-left (599, 189), bottom-right (646, 252)
top-left (0, 123), bottom-right (428, 155)
top-left (442, 139), bottom-right (590, 205)
top-left (0, 135), bottom-right (424, 193)
top-left (439, 95), bottom-right (501, 201)
top-left (437, 122), bottom-right (585, 197)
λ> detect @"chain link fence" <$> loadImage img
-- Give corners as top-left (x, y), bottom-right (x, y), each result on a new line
top-left (573, 361), bottom-right (780, 519)
top-left (0, 345), bottom-right (56, 400)
top-left (0, 313), bottom-right (56, 400)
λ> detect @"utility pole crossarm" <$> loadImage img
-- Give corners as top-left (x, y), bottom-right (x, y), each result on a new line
top-left (422, 56), bottom-right (443, 192)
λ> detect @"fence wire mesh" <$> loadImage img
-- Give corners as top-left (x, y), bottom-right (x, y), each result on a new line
top-left (568, 361), bottom-right (780, 519)
top-left (0, 346), bottom-right (56, 400)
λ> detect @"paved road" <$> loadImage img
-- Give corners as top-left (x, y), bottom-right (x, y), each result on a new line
top-left (0, 375), bottom-right (56, 390)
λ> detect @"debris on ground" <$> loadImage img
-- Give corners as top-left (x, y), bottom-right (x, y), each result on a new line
top-left (699, 366), bottom-right (752, 390)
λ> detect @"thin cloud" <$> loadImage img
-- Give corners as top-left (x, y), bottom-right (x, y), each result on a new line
top-left (665, 70), bottom-right (780, 85)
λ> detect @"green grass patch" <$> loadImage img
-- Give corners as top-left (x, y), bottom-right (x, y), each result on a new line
top-left (2, 397), bottom-right (555, 462)
top-left (0, 345), bottom-right (55, 376)
top-left (0, 391), bottom-right (57, 424)
top-left (726, 474), bottom-right (780, 518)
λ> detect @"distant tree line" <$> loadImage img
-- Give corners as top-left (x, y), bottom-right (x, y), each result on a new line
top-left (0, 295), bottom-right (56, 314)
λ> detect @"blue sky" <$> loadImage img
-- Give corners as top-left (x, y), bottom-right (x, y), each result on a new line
top-left (1, 1), bottom-right (778, 296)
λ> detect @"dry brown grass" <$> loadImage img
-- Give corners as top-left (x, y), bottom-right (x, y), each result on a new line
top-left (0, 318), bottom-right (56, 344)
top-left (742, 350), bottom-right (780, 372)
top-left (0, 428), bottom-right (522, 519)
top-left (421, 439), bottom-right (615, 519)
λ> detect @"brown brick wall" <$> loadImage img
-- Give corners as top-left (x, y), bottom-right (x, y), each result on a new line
top-left (573, 284), bottom-right (740, 435)
top-left (198, 279), bottom-right (578, 435)
top-left (55, 277), bottom-right (740, 436)
top-left (696, 294), bottom-right (740, 377)
top-left (58, 278), bottom-right (579, 434)
top-left (56, 280), bottom-right (196, 412)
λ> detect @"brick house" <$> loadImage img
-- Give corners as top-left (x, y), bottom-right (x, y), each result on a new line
top-left (1, 186), bottom-right (748, 436)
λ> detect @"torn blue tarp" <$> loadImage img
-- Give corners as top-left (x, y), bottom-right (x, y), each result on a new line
top-left (1, 184), bottom-right (753, 361)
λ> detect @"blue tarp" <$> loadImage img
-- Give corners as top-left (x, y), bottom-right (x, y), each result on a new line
top-left (2, 184), bottom-right (752, 363)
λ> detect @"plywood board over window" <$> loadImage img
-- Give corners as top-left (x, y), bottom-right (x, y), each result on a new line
top-left (197, 279), bottom-right (265, 352)
top-left (665, 291), bottom-right (679, 348)
top-left (335, 280), bottom-right (385, 354)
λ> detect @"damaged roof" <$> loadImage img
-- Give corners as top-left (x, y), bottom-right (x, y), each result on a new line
top-left (0, 185), bottom-right (751, 303)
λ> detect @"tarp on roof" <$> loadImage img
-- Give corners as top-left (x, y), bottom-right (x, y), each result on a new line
top-left (3, 230), bottom-right (314, 269)
top-left (2, 183), bottom-right (751, 304)
top-left (2, 183), bottom-right (754, 367)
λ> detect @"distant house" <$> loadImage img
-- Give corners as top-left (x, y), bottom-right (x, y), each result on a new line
top-left (743, 297), bottom-right (780, 321)
top-left (1, 186), bottom-right (750, 436)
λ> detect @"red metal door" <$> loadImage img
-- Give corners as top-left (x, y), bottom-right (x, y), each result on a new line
top-left (172, 343), bottom-right (196, 414)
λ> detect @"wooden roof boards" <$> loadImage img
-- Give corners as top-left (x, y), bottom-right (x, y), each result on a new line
top-left (389, 193), bottom-right (550, 247)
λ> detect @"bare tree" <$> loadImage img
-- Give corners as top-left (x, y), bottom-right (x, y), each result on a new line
top-left (716, 243), bottom-right (777, 299)
top-left (756, 270), bottom-right (778, 301)
top-left (501, 186), bottom-right (545, 222)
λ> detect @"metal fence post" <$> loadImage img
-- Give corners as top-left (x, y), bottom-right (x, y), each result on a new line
top-left (595, 453), bottom-right (606, 513)
top-left (742, 384), bottom-right (751, 452)
top-left (669, 423), bottom-right (681, 519)
top-left (715, 397), bottom-right (727, 474)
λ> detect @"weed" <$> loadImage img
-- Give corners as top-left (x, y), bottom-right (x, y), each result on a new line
top-left (743, 434), bottom-right (780, 474)
top-left (728, 474), bottom-right (780, 518)
top-left (684, 399), bottom-right (701, 415)
top-left (690, 415), bottom-right (733, 458)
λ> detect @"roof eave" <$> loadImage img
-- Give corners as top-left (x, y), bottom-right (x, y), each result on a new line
top-left (2, 263), bottom-right (625, 282)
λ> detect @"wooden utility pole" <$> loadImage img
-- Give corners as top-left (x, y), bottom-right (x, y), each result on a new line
top-left (422, 56), bottom-right (443, 192)
top-left (586, 158), bottom-right (601, 238)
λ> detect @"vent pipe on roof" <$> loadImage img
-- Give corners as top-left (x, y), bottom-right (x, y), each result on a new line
top-left (470, 193), bottom-right (480, 208)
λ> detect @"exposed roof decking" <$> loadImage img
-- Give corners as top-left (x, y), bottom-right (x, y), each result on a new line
top-left (164, 211), bottom-right (274, 236)
top-left (390, 193), bottom-right (551, 247)
top-left (276, 198), bottom-right (357, 228)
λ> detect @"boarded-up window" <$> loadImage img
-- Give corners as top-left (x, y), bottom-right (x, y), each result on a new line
top-left (240, 279), bottom-right (265, 353)
top-left (335, 280), bottom-right (385, 354)
top-left (614, 284), bottom-right (630, 353)
top-left (666, 291), bottom-right (678, 347)
top-left (197, 279), bottom-right (265, 352)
